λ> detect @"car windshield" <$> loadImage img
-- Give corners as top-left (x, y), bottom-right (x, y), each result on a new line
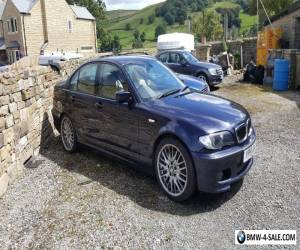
top-left (124, 60), bottom-right (184, 101)
top-left (182, 51), bottom-right (199, 63)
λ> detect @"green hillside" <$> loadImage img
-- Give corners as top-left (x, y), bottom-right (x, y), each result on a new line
top-left (107, 10), bottom-right (138, 21)
top-left (104, 3), bottom-right (180, 49)
top-left (103, 1), bottom-right (257, 49)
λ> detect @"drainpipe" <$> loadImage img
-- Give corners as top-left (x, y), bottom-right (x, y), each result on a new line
top-left (94, 20), bottom-right (97, 53)
top-left (22, 14), bottom-right (28, 56)
top-left (40, 0), bottom-right (49, 51)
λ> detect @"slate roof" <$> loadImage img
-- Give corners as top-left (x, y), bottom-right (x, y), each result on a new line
top-left (9, 0), bottom-right (95, 20)
top-left (0, 0), bottom-right (6, 18)
top-left (70, 5), bottom-right (95, 20)
top-left (11, 0), bottom-right (38, 14)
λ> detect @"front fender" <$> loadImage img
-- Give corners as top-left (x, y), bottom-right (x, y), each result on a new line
top-left (153, 119), bottom-right (203, 154)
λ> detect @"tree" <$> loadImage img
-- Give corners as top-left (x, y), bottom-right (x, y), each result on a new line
top-left (155, 25), bottom-right (166, 38)
top-left (248, 0), bottom-right (296, 16)
top-left (133, 29), bottom-right (140, 39)
top-left (164, 12), bottom-right (175, 25)
top-left (192, 10), bottom-right (223, 41)
top-left (148, 14), bottom-right (155, 25)
top-left (125, 23), bottom-right (132, 30)
top-left (111, 35), bottom-right (122, 52)
top-left (140, 32), bottom-right (146, 42)
top-left (132, 30), bottom-right (144, 48)
top-left (175, 9), bottom-right (187, 25)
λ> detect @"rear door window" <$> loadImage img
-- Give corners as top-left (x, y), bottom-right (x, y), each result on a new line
top-left (158, 53), bottom-right (169, 63)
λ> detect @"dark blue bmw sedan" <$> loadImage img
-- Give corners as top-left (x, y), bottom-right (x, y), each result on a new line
top-left (52, 55), bottom-right (256, 202)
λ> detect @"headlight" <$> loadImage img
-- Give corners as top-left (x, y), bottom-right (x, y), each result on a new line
top-left (208, 68), bottom-right (218, 75)
top-left (199, 131), bottom-right (235, 150)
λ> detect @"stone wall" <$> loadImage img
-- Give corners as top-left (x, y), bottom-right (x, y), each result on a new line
top-left (0, 56), bottom-right (92, 197)
top-left (196, 37), bottom-right (257, 67)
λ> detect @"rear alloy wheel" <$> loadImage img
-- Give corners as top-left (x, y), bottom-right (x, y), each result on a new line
top-left (60, 115), bottom-right (77, 152)
top-left (155, 138), bottom-right (196, 202)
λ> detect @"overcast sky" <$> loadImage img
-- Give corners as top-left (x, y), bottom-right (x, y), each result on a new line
top-left (104, 0), bottom-right (166, 11)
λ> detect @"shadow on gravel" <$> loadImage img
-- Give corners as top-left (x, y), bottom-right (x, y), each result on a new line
top-left (40, 134), bottom-right (243, 216)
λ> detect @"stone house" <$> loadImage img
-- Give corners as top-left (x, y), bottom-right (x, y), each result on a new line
top-left (265, 0), bottom-right (300, 49)
top-left (0, 0), bottom-right (97, 64)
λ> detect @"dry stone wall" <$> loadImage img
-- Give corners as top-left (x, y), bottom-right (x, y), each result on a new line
top-left (0, 56), bottom-right (94, 197)
top-left (196, 37), bottom-right (257, 66)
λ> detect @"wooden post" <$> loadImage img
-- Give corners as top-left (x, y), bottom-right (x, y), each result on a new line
top-left (240, 44), bottom-right (244, 68)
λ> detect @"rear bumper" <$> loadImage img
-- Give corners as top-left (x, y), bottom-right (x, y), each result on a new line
top-left (191, 134), bottom-right (255, 193)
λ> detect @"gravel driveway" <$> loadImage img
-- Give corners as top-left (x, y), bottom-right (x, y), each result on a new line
top-left (0, 79), bottom-right (299, 249)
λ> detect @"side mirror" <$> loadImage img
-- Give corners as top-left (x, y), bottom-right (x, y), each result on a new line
top-left (116, 91), bottom-right (131, 103)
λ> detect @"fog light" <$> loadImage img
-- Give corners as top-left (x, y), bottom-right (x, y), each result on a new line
top-left (216, 172), bottom-right (224, 182)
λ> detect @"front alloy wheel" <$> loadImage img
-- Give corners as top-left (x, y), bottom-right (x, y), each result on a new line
top-left (60, 115), bottom-right (77, 152)
top-left (198, 74), bottom-right (208, 84)
top-left (155, 138), bottom-right (196, 202)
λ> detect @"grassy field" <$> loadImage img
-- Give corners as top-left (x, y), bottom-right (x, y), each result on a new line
top-left (103, 1), bottom-right (257, 49)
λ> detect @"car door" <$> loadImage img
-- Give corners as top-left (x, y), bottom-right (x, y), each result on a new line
top-left (65, 62), bottom-right (102, 143)
top-left (166, 52), bottom-right (186, 73)
top-left (90, 62), bottom-right (140, 161)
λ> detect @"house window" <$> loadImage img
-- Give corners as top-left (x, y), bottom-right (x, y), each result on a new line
top-left (80, 45), bottom-right (93, 52)
top-left (7, 50), bottom-right (20, 64)
top-left (7, 18), bottom-right (18, 33)
top-left (67, 20), bottom-right (72, 33)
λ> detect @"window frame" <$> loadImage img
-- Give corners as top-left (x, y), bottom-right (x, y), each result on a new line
top-left (169, 52), bottom-right (182, 65)
top-left (80, 45), bottom-right (94, 52)
top-left (7, 17), bottom-right (18, 34)
top-left (69, 62), bottom-right (100, 96)
top-left (67, 20), bottom-right (72, 33)
top-left (7, 50), bottom-right (20, 64)
top-left (158, 53), bottom-right (169, 63)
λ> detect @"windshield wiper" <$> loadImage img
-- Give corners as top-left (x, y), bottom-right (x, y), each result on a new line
top-left (158, 88), bottom-right (181, 99)
top-left (180, 86), bottom-right (189, 92)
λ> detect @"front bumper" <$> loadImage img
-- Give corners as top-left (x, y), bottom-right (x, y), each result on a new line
top-left (208, 74), bottom-right (223, 85)
top-left (191, 134), bottom-right (255, 193)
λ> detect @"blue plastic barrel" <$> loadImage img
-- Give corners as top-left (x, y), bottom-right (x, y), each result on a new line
top-left (273, 59), bottom-right (290, 91)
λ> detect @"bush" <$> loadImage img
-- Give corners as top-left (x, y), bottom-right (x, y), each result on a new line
top-left (148, 14), bottom-right (155, 25)
top-left (132, 38), bottom-right (143, 49)
top-left (125, 23), bottom-right (132, 31)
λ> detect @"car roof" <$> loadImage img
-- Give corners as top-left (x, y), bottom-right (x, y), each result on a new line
top-left (158, 50), bottom-right (189, 54)
top-left (91, 55), bottom-right (157, 66)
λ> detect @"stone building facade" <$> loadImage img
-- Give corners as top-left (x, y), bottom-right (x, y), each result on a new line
top-left (265, 0), bottom-right (300, 50)
top-left (0, 0), bottom-right (97, 64)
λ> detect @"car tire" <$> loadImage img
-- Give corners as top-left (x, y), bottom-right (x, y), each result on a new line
top-left (198, 73), bottom-right (210, 86)
top-left (154, 137), bottom-right (196, 202)
top-left (60, 115), bottom-right (78, 153)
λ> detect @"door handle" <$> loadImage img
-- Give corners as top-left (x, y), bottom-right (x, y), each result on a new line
top-left (94, 102), bottom-right (104, 109)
